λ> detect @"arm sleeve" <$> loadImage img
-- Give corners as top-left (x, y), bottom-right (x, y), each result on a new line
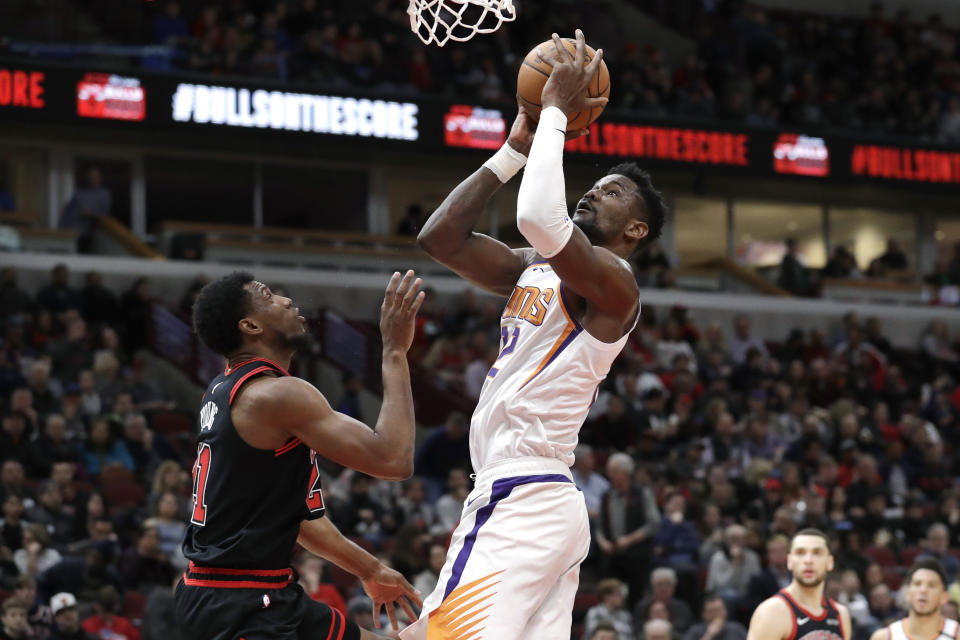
top-left (515, 107), bottom-right (574, 258)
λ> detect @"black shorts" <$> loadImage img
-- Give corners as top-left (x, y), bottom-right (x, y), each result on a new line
top-left (174, 567), bottom-right (360, 640)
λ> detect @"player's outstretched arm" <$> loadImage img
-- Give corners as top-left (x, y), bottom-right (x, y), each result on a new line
top-left (515, 31), bottom-right (636, 322)
top-left (298, 518), bottom-right (421, 630)
top-left (746, 597), bottom-right (791, 640)
top-left (418, 100), bottom-right (587, 297)
top-left (243, 271), bottom-right (423, 480)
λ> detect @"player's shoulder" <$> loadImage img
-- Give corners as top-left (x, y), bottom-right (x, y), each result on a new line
top-left (592, 244), bottom-right (637, 275)
top-left (868, 624), bottom-right (891, 640)
top-left (748, 595), bottom-right (792, 640)
top-left (516, 247), bottom-right (540, 268)
top-left (232, 375), bottom-right (321, 414)
top-left (598, 246), bottom-right (640, 296)
top-left (756, 593), bottom-right (791, 615)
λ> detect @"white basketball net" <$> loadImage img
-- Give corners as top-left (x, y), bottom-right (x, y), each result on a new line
top-left (408, 0), bottom-right (516, 47)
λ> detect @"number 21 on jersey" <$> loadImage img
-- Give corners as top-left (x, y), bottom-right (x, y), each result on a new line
top-left (189, 443), bottom-right (326, 526)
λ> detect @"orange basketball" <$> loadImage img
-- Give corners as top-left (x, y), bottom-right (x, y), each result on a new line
top-left (517, 37), bottom-right (611, 132)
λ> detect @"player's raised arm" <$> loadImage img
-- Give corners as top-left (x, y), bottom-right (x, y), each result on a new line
top-left (416, 113), bottom-right (532, 296)
top-left (418, 99), bottom-right (589, 296)
top-left (241, 271), bottom-right (424, 480)
top-left (516, 30), bottom-right (640, 320)
top-left (746, 597), bottom-right (792, 640)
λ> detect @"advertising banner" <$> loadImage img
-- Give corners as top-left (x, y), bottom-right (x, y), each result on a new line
top-left (1, 62), bottom-right (958, 188)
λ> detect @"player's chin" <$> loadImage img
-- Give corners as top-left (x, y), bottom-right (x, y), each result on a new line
top-left (285, 331), bottom-right (313, 351)
top-left (796, 575), bottom-right (825, 588)
top-left (573, 219), bottom-right (606, 245)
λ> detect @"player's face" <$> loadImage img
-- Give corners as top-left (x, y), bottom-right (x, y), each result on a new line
top-left (573, 174), bottom-right (644, 246)
top-left (244, 281), bottom-right (311, 351)
top-left (906, 569), bottom-right (948, 617)
top-left (787, 535), bottom-right (833, 588)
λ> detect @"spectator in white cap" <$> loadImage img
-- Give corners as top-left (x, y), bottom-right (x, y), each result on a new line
top-left (48, 592), bottom-right (96, 640)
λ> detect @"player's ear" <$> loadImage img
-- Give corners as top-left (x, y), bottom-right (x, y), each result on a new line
top-left (827, 555), bottom-right (834, 572)
top-left (238, 317), bottom-right (262, 337)
top-left (626, 219), bottom-right (648, 242)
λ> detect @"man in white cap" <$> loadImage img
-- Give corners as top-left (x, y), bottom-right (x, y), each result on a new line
top-left (48, 593), bottom-right (95, 640)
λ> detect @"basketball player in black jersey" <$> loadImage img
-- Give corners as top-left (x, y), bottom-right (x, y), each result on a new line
top-left (747, 528), bottom-right (852, 640)
top-left (174, 270), bottom-right (425, 640)
top-left (871, 558), bottom-right (959, 640)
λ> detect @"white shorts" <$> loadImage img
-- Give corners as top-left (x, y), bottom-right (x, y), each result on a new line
top-left (400, 456), bottom-right (590, 640)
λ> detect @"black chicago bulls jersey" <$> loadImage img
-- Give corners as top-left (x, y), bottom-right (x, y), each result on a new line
top-left (776, 589), bottom-right (845, 640)
top-left (182, 358), bottom-right (325, 570)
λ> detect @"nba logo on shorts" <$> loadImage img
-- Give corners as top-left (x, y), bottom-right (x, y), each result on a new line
top-left (261, 594), bottom-right (270, 608)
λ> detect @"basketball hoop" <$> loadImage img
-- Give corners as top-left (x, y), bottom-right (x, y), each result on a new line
top-left (408, 0), bottom-right (516, 47)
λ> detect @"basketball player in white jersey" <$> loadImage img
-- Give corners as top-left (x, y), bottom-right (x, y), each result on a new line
top-left (747, 528), bottom-right (852, 640)
top-left (871, 558), bottom-right (959, 640)
top-left (400, 30), bottom-right (667, 639)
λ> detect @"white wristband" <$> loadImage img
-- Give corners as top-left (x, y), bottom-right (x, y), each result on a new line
top-left (483, 142), bottom-right (528, 183)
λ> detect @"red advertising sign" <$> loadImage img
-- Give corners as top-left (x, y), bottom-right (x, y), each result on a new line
top-left (0, 68), bottom-right (45, 109)
top-left (773, 134), bottom-right (829, 177)
top-left (77, 73), bottom-right (146, 121)
top-left (444, 104), bottom-right (506, 149)
top-left (851, 144), bottom-right (960, 184)
top-left (565, 122), bottom-right (749, 166)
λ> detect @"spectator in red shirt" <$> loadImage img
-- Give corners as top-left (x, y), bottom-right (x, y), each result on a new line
top-left (295, 554), bottom-right (347, 615)
top-left (81, 586), bottom-right (139, 640)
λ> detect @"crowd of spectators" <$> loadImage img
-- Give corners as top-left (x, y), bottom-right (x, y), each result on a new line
top-left (629, 1), bottom-right (960, 142)
top-left (16, 0), bottom-right (959, 142)
top-left (774, 235), bottom-right (960, 299)
top-left (3, 263), bottom-right (960, 639)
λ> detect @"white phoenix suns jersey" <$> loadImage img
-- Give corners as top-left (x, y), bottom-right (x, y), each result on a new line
top-left (889, 618), bottom-right (959, 640)
top-left (470, 259), bottom-right (638, 471)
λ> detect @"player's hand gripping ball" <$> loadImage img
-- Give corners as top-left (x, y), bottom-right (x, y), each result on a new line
top-left (517, 30), bottom-right (611, 132)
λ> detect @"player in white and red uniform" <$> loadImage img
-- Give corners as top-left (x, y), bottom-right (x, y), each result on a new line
top-left (401, 30), bottom-right (668, 640)
top-left (872, 559), bottom-right (959, 640)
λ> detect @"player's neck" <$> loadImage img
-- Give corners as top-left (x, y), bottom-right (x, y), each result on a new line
top-left (227, 347), bottom-right (292, 372)
top-left (906, 612), bottom-right (943, 638)
top-left (602, 239), bottom-right (633, 260)
top-left (786, 582), bottom-right (825, 611)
